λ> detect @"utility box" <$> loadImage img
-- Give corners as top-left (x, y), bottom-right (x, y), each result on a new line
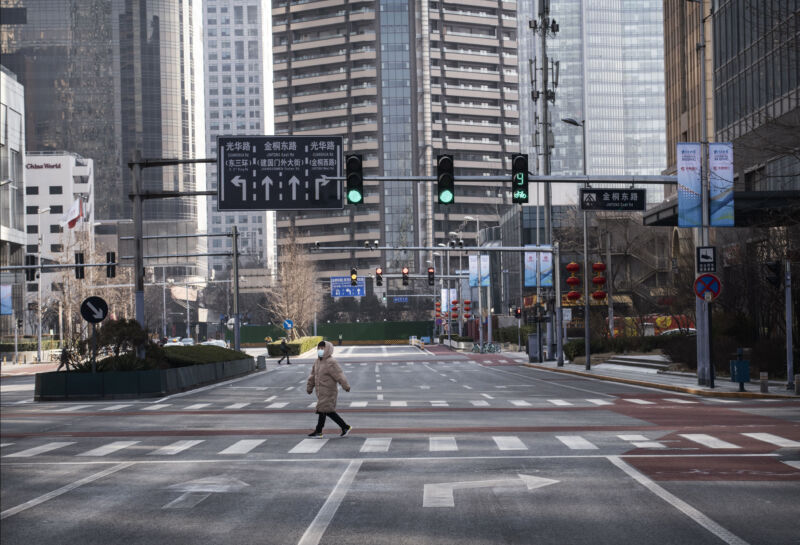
top-left (729, 359), bottom-right (750, 384)
top-left (527, 333), bottom-right (541, 363)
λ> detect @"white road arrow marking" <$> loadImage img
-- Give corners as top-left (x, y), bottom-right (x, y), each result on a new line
top-left (423, 474), bottom-right (559, 507)
top-left (86, 301), bottom-right (104, 320)
top-left (163, 475), bottom-right (249, 509)
top-left (315, 177), bottom-right (329, 200)
top-left (288, 175), bottom-right (300, 200)
top-left (230, 175), bottom-right (246, 201)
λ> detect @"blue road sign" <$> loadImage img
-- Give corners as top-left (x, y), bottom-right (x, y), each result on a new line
top-left (330, 276), bottom-right (365, 297)
top-left (283, 319), bottom-right (294, 330)
top-left (393, 296), bottom-right (409, 303)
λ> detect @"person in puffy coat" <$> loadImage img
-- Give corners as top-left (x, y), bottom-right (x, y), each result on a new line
top-left (306, 340), bottom-right (352, 437)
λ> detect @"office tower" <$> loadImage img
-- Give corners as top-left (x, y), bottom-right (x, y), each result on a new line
top-left (520, 0), bottom-right (667, 204)
top-left (271, 0), bottom-right (520, 280)
top-left (203, 0), bottom-right (275, 278)
top-left (0, 66), bottom-right (26, 335)
top-left (1, 0), bottom-right (206, 278)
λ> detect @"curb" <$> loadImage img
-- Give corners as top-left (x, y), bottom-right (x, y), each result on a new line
top-left (521, 363), bottom-right (798, 400)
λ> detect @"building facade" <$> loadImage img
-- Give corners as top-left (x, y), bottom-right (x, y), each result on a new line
top-left (203, 0), bottom-right (276, 278)
top-left (0, 65), bottom-right (26, 336)
top-left (271, 0), bottom-right (520, 284)
top-left (1, 0), bottom-right (207, 280)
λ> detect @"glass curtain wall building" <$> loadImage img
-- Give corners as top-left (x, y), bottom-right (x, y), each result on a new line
top-left (522, 0), bottom-right (667, 204)
top-left (271, 0), bottom-right (520, 281)
top-left (1, 0), bottom-right (207, 279)
top-left (203, 0), bottom-right (275, 278)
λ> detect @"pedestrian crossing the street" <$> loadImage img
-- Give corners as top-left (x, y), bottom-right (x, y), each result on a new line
top-left (3, 430), bottom-right (798, 460)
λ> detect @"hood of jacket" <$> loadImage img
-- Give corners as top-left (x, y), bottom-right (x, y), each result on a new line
top-left (319, 340), bottom-right (334, 359)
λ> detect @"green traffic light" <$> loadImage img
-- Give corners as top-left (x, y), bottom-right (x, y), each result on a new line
top-left (514, 172), bottom-right (526, 185)
top-left (347, 189), bottom-right (363, 204)
top-left (439, 189), bottom-right (454, 204)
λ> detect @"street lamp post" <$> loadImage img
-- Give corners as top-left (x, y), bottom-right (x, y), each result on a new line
top-left (36, 207), bottom-right (51, 363)
top-left (465, 216), bottom-right (483, 347)
top-left (562, 117), bottom-right (591, 370)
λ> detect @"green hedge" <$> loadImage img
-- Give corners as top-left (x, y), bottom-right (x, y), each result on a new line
top-left (72, 345), bottom-right (250, 373)
top-left (161, 345), bottom-right (250, 367)
top-left (0, 339), bottom-right (60, 352)
top-left (266, 336), bottom-right (323, 357)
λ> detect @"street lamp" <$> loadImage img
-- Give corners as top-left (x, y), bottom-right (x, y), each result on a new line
top-left (449, 230), bottom-right (465, 336)
top-left (562, 117), bottom-right (591, 370)
top-left (464, 215), bottom-right (483, 347)
top-left (36, 207), bottom-right (51, 362)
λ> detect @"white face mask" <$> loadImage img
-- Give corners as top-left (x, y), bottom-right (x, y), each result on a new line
top-left (317, 349), bottom-right (325, 358)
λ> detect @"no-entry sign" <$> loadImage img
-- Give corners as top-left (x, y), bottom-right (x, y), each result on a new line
top-left (694, 273), bottom-right (722, 301)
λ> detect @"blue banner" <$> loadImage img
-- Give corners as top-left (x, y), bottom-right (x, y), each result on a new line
top-left (524, 246), bottom-right (553, 287)
top-left (0, 285), bottom-right (10, 315)
top-left (677, 142), bottom-right (702, 227)
top-left (468, 255), bottom-right (490, 287)
top-left (709, 142), bottom-right (734, 227)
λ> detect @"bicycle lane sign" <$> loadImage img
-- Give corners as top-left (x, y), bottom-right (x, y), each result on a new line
top-left (694, 273), bottom-right (722, 302)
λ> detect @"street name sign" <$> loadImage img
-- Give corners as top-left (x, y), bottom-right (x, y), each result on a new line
top-left (330, 276), bottom-right (366, 298)
top-left (217, 136), bottom-right (343, 211)
top-left (579, 188), bottom-right (646, 211)
top-left (80, 296), bottom-right (108, 324)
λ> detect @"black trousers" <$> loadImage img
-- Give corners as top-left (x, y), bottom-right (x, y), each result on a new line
top-left (278, 352), bottom-right (289, 363)
top-left (314, 411), bottom-right (347, 433)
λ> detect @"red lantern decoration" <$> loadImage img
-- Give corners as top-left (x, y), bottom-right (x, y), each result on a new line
top-left (592, 290), bottom-right (607, 300)
top-left (452, 300), bottom-right (459, 305)
top-left (592, 276), bottom-right (606, 285)
top-left (463, 313), bottom-right (471, 319)
top-left (566, 276), bottom-right (581, 286)
top-left (592, 262), bottom-right (606, 272)
top-left (464, 300), bottom-right (472, 305)
top-left (566, 291), bottom-right (582, 300)
top-left (451, 313), bottom-right (458, 318)
top-left (566, 262), bottom-right (580, 273)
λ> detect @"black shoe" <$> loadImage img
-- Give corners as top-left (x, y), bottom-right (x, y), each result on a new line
top-left (340, 426), bottom-right (352, 437)
top-left (308, 431), bottom-right (323, 438)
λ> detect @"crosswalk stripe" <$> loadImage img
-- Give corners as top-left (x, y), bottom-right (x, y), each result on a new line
top-left (377, 394), bottom-right (384, 401)
top-left (0, 443), bottom-right (14, 448)
top-left (556, 436), bottom-right (598, 450)
top-left (664, 398), bottom-right (698, 404)
top-left (284, 386), bottom-right (294, 391)
top-left (463, 385), bottom-right (473, 389)
top-left (148, 440), bottom-right (204, 456)
top-left (219, 439), bottom-right (266, 455)
top-left (430, 436), bottom-right (458, 452)
top-left (431, 401), bottom-right (449, 407)
top-left (548, 399), bottom-right (573, 406)
top-left (101, 404), bottom-right (132, 411)
top-left (390, 401), bottom-right (407, 407)
top-left (587, 399), bottom-right (614, 406)
top-left (4, 442), bottom-right (75, 458)
top-left (267, 402), bottom-right (289, 409)
top-left (741, 433), bottom-right (800, 448)
top-left (265, 396), bottom-right (277, 402)
top-left (624, 399), bottom-right (656, 405)
top-left (618, 435), bottom-right (666, 449)
top-left (184, 403), bottom-right (211, 410)
top-left (510, 400), bottom-right (532, 407)
top-left (141, 404), bottom-right (171, 411)
top-left (79, 441), bottom-right (140, 457)
top-left (481, 393), bottom-right (494, 399)
top-left (707, 399), bottom-right (739, 403)
top-left (493, 436), bottom-right (527, 451)
top-left (679, 434), bottom-right (740, 449)
top-left (350, 401), bottom-right (368, 408)
top-left (470, 400), bottom-right (490, 407)
top-left (54, 405), bottom-right (92, 412)
top-left (308, 402), bottom-right (317, 408)
top-left (225, 403), bottom-right (250, 409)
top-left (783, 461), bottom-right (800, 470)
top-left (290, 438), bottom-right (328, 454)
top-left (360, 438), bottom-right (391, 453)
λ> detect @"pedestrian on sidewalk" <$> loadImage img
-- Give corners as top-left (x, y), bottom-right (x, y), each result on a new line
top-left (338, 333), bottom-right (343, 346)
top-left (277, 338), bottom-right (291, 365)
top-left (306, 340), bottom-right (352, 437)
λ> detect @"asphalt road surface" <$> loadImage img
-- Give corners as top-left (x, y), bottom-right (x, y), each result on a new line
top-left (1, 346), bottom-right (798, 545)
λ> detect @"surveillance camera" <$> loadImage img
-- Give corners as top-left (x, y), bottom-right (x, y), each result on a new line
top-left (364, 241), bottom-right (371, 249)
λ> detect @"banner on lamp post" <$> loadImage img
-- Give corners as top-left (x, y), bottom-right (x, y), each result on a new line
top-left (468, 255), bottom-right (490, 287)
top-left (709, 142), bottom-right (734, 227)
top-left (524, 246), bottom-right (553, 287)
top-left (677, 142), bottom-right (702, 227)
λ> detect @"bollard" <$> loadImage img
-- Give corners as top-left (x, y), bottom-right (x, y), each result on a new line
top-left (256, 355), bottom-right (266, 370)
top-left (760, 372), bottom-right (769, 393)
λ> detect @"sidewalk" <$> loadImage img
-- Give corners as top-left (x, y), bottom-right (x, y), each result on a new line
top-left (502, 352), bottom-right (799, 399)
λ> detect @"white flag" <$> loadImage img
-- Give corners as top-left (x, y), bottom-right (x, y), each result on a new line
top-left (61, 198), bottom-right (83, 229)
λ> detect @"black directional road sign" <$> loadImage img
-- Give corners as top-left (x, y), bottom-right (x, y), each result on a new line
top-left (80, 296), bottom-right (109, 324)
top-left (579, 188), bottom-right (646, 211)
top-left (217, 135), bottom-right (343, 211)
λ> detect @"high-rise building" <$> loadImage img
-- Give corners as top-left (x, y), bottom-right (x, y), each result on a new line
top-left (203, 0), bottom-right (276, 278)
top-left (271, 0), bottom-right (520, 280)
top-left (1, 0), bottom-right (207, 279)
top-left (0, 65), bottom-right (26, 336)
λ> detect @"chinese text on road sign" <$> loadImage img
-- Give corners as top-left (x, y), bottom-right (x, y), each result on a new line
top-left (580, 188), bottom-right (646, 211)
top-left (330, 276), bottom-right (366, 298)
top-left (217, 136), bottom-right (343, 211)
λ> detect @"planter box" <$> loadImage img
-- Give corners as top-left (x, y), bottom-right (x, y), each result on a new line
top-left (34, 358), bottom-right (255, 401)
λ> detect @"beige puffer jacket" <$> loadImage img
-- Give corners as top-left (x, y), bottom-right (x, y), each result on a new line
top-left (306, 341), bottom-right (350, 412)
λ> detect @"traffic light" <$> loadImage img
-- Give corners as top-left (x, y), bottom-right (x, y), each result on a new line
top-left (345, 154), bottom-right (363, 204)
top-left (75, 252), bottom-right (85, 279)
top-left (375, 267), bottom-right (383, 286)
top-left (765, 261), bottom-right (782, 287)
top-left (436, 154), bottom-right (455, 204)
top-left (350, 267), bottom-right (358, 286)
top-left (25, 255), bottom-right (36, 281)
top-left (17, 318), bottom-right (23, 330)
top-left (515, 307), bottom-right (522, 319)
top-left (402, 266), bottom-right (409, 286)
top-left (106, 252), bottom-right (116, 278)
top-left (427, 266), bottom-right (435, 286)
top-left (511, 154), bottom-right (529, 204)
